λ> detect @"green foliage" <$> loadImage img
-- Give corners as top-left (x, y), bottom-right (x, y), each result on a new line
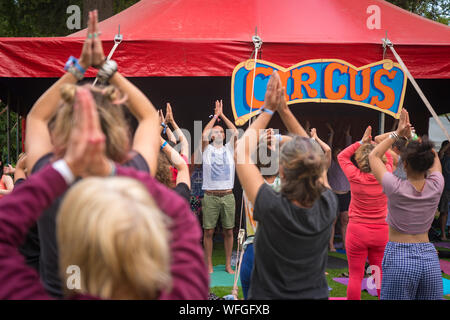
top-left (113, 0), bottom-right (139, 13)
top-left (0, 0), bottom-right (139, 37)
top-left (0, 0), bottom-right (83, 37)
top-left (0, 101), bottom-right (22, 166)
top-left (386, 0), bottom-right (450, 25)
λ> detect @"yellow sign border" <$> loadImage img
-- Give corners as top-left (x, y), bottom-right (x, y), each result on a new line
top-left (231, 59), bottom-right (407, 126)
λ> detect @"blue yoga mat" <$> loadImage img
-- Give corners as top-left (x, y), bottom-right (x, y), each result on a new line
top-left (209, 265), bottom-right (241, 287)
top-left (443, 278), bottom-right (450, 296)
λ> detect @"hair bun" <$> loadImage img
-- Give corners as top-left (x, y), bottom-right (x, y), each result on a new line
top-left (103, 86), bottom-right (118, 102)
top-left (60, 84), bottom-right (77, 104)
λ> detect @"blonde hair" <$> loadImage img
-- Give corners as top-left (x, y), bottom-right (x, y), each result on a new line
top-left (51, 84), bottom-right (130, 163)
top-left (57, 177), bottom-right (172, 299)
top-left (355, 143), bottom-right (386, 173)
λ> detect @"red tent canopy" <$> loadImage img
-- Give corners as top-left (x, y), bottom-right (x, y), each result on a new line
top-left (0, 0), bottom-right (449, 78)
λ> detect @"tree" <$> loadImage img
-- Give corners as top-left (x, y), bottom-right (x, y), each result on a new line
top-left (83, 0), bottom-right (113, 28)
top-left (386, 0), bottom-right (449, 25)
top-left (0, 0), bottom-right (140, 37)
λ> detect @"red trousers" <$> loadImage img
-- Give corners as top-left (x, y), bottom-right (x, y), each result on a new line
top-left (345, 222), bottom-right (389, 300)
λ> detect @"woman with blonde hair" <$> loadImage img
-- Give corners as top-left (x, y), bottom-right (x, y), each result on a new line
top-left (235, 71), bottom-right (338, 299)
top-left (25, 10), bottom-right (161, 297)
top-left (0, 85), bottom-right (208, 300)
top-left (337, 125), bottom-right (393, 300)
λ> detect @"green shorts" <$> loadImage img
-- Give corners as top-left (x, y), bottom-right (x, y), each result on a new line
top-left (202, 193), bottom-right (236, 230)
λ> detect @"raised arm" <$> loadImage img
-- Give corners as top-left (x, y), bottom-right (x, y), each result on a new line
top-left (374, 131), bottom-right (393, 144)
top-left (25, 11), bottom-right (103, 172)
top-left (338, 126), bottom-right (372, 180)
top-left (430, 149), bottom-right (442, 173)
top-left (369, 109), bottom-right (411, 184)
top-left (158, 109), bottom-right (177, 145)
top-left (326, 123), bottom-right (334, 147)
top-left (217, 100), bottom-right (239, 146)
top-left (310, 128), bottom-right (332, 169)
top-left (108, 72), bottom-right (159, 176)
top-left (201, 101), bottom-right (221, 151)
top-left (235, 71), bottom-right (282, 205)
top-left (278, 99), bottom-right (309, 137)
top-left (160, 138), bottom-right (190, 189)
top-left (14, 154), bottom-right (27, 183)
top-left (165, 103), bottom-right (189, 159)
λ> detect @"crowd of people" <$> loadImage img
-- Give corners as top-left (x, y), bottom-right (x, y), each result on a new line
top-left (0, 10), bottom-right (449, 300)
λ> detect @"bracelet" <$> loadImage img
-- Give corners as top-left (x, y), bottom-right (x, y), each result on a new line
top-left (160, 141), bottom-right (168, 150)
top-left (161, 122), bottom-right (167, 134)
top-left (64, 56), bottom-right (86, 81)
top-left (96, 59), bottom-right (118, 84)
top-left (389, 132), bottom-right (400, 141)
top-left (260, 107), bottom-right (274, 116)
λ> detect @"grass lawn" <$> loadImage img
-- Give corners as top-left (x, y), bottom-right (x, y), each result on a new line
top-left (209, 241), bottom-right (378, 300)
top-left (209, 240), bottom-right (450, 300)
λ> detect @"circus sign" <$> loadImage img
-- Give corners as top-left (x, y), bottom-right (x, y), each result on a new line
top-left (231, 59), bottom-right (407, 126)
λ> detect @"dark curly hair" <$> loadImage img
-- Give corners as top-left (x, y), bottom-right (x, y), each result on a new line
top-left (401, 138), bottom-right (435, 173)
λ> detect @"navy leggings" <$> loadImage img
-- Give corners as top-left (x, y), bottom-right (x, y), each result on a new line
top-left (240, 243), bottom-right (254, 299)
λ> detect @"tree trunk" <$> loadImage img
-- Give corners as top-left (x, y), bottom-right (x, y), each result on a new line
top-left (83, 0), bottom-right (114, 28)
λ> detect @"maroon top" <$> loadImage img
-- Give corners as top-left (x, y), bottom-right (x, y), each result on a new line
top-left (0, 164), bottom-right (209, 300)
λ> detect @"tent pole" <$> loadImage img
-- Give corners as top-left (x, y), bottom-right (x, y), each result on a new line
top-left (16, 100), bottom-right (20, 161)
top-left (379, 113), bottom-right (385, 135)
top-left (92, 25), bottom-right (123, 87)
top-left (230, 31), bottom-right (263, 300)
top-left (383, 38), bottom-right (450, 141)
top-left (6, 91), bottom-right (10, 165)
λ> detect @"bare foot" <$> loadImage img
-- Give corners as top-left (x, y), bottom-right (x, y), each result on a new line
top-left (209, 266), bottom-right (214, 274)
top-left (226, 267), bottom-right (235, 274)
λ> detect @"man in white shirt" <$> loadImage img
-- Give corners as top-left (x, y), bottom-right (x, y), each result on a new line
top-left (201, 100), bottom-right (238, 274)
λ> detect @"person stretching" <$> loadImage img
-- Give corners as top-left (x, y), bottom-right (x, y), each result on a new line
top-left (201, 100), bottom-right (239, 274)
top-left (236, 71), bottom-right (337, 299)
top-left (369, 109), bottom-right (444, 300)
top-left (338, 125), bottom-right (393, 300)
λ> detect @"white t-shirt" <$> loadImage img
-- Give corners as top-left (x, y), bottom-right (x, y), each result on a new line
top-left (202, 142), bottom-right (235, 190)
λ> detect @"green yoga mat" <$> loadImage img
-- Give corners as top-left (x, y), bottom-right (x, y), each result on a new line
top-left (210, 265), bottom-right (241, 287)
